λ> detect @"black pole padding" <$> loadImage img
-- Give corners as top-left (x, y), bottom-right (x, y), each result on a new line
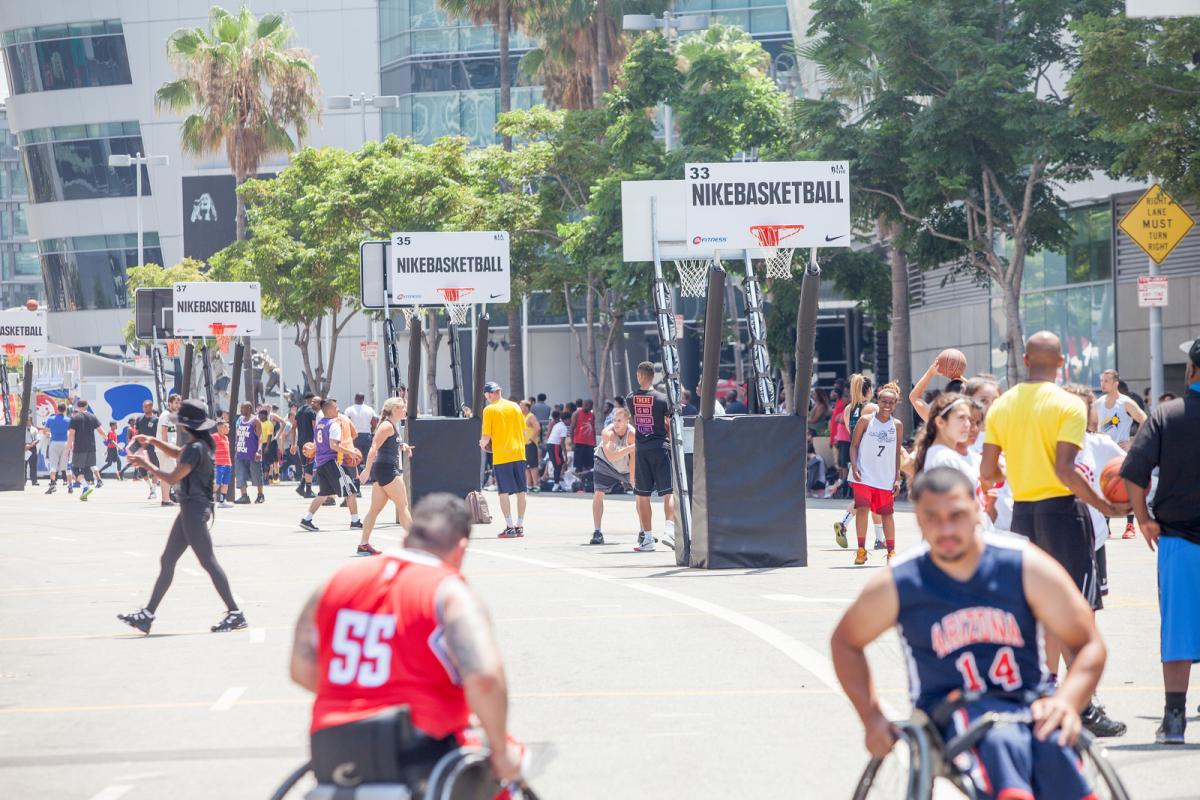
top-left (793, 254), bottom-right (822, 418)
top-left (228, 341), bottom-right (244, 455)
top-left (18, 360), bottom-right (34, 428)
top-left (180, 342), bottom-right (195, 400)
top-left (699, 264), bottom-right (727, 420)
top-left (407, 313), bottom-right (422, 420)
top-left (201, 345), bottom-right (216, 416)
top-left (242, 336), bottom-right (256, 409)
top-left (472, 313), bottom-right (490, 414)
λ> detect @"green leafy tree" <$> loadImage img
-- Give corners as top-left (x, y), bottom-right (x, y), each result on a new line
top-left (1070, 14), bottom-right (1200, 204)
top-left (801, 0), bottom-right (1114, 386)
top-left (156, 6), bottom-right (319, 241)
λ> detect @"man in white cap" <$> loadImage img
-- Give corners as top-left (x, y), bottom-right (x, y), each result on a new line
top-left (479, 381), bottom-right (529, 538)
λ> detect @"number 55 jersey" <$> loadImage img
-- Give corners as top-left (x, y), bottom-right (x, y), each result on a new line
top-left (311, 550), bottom-right (470, 738)
top-left (892, 532), bottom-right (1049, 713)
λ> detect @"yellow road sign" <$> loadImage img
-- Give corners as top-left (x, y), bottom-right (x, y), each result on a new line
top-left (1118, 184), bottom-right (1195, 265)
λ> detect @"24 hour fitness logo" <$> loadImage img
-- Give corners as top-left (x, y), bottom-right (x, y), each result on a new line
top-left (692, 235), bottom-right (727, 245)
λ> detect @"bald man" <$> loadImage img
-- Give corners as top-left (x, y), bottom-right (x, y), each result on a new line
top-left (981, 331), bottom-right (1130, 738)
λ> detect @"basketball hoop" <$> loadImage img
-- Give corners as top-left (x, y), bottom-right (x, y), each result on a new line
top-left (437, 288), bottom-right (474, 327)
top-left (750, 225), bottom-right (804, 280)
top-left (399, 307), bottom-right (417, 327)
top-left (1, 343), bottom-right (25, 369)
top-left (208, 323), bottom-right (237, 354)
top-left (674, 258), bottom-right (712, 297)
top-left (166, 339), bottom-right (181, 358)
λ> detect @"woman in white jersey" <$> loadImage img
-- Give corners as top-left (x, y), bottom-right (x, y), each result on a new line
top-left (848, 382), bottom-right (904, 565)
top-left (833, 374), bottom-right (885, 551)
top-left (914, 393), bottom-right (996, 526)
top-left (1098, 369), bottom-right (1147, 539)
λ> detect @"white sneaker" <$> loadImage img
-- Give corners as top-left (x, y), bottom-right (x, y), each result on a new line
top-left (661, 531), bottom-right (676, 549)
top-left (218, 501), bottom-right (233, 509)
top-left (635, 535), bottom-right (657, 552)
top-left (148, 488), bottom-right (157, 500)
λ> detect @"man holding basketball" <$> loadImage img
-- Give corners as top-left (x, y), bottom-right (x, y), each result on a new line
top-left (1120, 337), bottom-right (1200, 744)
top-left (300, 398), bottom-right (362, 532)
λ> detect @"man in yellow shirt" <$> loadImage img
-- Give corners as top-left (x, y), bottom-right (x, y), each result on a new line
top-left (982, 331), bottom-right (1130, 737)
top-left (480, 381), bottom-right (529, 538)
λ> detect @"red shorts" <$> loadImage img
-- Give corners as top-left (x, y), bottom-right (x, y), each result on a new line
top-left (852, 483), bottom-right (895, 515)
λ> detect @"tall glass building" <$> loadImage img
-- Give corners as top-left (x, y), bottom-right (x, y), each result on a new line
top-left (379, 0), bottom-right (795, 146)
top-left (0, 106), bottom-right (41, 309)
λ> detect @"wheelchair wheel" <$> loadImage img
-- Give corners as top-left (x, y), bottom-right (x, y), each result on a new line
top-left (852, 723), bottom-right (934, 800)
top-left (425, 747), bottom-right (500, 800)
top-left (268, 761), bottom-right (312, 800)
top-left (1076, 734), bottom-right (1131, 800)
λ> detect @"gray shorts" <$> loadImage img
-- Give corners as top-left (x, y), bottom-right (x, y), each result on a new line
top-left (236, 459), bottom-right (264, 488)
top-left (47, 442), bottom-right (69, 472)
top-left (593, 459), bottom-right (630, 494)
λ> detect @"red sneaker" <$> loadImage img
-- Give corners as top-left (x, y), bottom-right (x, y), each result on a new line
top-left (356, 543), bottom-right (382, 556)
top-left (1122, 522), bottom-right (1137, 540)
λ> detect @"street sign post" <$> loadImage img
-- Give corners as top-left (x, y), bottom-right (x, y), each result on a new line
top-left (1137, 276), bottom-right (1169, 308)
top-left (171, 282), bottom-right (263, 337)
top-left (360, 340), bottom-right (379, 361)
top-left (1118, 184), bottom-right (1196, 265)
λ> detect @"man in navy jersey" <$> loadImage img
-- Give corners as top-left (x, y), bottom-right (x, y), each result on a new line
top-left (832, 468), bottom-right (1108, 799)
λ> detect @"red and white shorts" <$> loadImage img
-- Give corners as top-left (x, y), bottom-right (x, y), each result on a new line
top-left (852, 482), bottom-right (895, 515)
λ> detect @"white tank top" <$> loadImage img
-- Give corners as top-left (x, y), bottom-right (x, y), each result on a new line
top-left (1096, 394), bottom-right (1135, 444)
top-left (855, 414), bottom-right (898, 490)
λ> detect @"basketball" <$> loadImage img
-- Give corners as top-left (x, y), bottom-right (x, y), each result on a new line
top-left (24, 299), bottom-right (38, 311)
top-left (342, 448), bottom-right (362, 468)
top-left (1101, 456), bottom-right (1128, 503)
top-left (302, 441), bottom-right (316, 460)
top-left (936, 348), bottom-right (967, 379)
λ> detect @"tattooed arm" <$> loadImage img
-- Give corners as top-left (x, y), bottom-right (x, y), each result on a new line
top-left (438, 577), bottom-right (520, 781)
top-left (289, 590), bottom-right (321, 692)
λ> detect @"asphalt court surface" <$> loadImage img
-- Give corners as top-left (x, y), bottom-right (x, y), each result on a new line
top-left (2, 482), bottom-right (1198, 799)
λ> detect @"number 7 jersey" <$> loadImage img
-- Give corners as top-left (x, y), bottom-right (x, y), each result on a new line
top-left (892, 532), bottom-right (1049, 713)
top-left (311, 550), bottom-right (471, 738)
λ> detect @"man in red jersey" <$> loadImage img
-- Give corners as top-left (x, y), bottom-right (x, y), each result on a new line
top-left (289, 493), bottom-right (525, 790)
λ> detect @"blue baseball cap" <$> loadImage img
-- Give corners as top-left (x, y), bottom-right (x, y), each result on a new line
top-left (482, 381), bottom-right (502, 393)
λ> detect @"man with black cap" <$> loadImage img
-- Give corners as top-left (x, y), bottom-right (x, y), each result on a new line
top-left (119, 399), bottom-right (246, 634)
top-left (1121, 337), bottom-right (1200, 744)
top-left (479, 381), bottom-right (528, 538)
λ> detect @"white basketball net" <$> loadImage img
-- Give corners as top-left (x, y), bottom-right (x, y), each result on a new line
top-left (762, 247), bottom-right (796, 280)
top-left (675, 258), bottom-right (712, 297)
top-left (399, 307), bottom-right (416, 327)
top-left (443, 302), bottom-right (472, 327)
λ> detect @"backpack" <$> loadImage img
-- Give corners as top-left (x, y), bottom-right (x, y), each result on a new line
top-left (466, 490), bottom-right (492, 525)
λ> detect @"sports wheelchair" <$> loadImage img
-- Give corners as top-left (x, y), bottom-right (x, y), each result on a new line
top-left (852, 705), bottom-right (1130, 799)
top-left (270, 746), bottom-right (539, 800)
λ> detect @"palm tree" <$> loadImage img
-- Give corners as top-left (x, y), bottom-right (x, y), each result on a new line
top-left (156, 6), bottom-right (319, 241)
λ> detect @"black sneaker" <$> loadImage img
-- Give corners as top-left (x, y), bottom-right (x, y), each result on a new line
top-left (295, 483), bottom-right (307, 497)
top-left (96, 479), bottom-right (104, 488)
top-left (45, 485), bottom-right (56, 494)
top-left (350, 520), bottom-right (363, 530)
top-left (340, 499), bottom-right (349, 507)
top-left (323, 497), bottom-right (336, 506)
top-left (212, 610), bottom-right (247, 633)
top-left (1157, 707), bottom-right (1187, 744)
top-left (1082, 704), bottom-right (1127, 738)
top-left (254, 494), bottom-right (265, 504)
top-left (590, 530), bottom-right (605, 545)
top-left (118, 608), bottom-right (154, 634)
top-left (498, 527), bottom-right (522, 538)
top-left (234, 496), bottom-right (251, 505)
top-left (299, 518), bottom-right (319, 532)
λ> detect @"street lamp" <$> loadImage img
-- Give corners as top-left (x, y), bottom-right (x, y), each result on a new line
top-left (108, 152), bottom-right (169, 269)
top-left (327, 93), bottom-right (400, 145)
top-left (622, 11), bottom-right (709, 151)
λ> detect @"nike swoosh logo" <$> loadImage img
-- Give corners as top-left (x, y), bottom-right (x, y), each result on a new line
top-left (825, 234), bottom-right (846, 242)
top-left (489, 293), bottom-right (503, 299)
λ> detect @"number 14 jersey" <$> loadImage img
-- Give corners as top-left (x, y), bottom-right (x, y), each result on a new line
top-left (311, 550), bottom-right (470, 737)
top-left (892, 532), bottom-right (1049, 713)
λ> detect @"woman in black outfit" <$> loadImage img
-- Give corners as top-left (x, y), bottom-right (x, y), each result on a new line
top-left (357, 396), bottom-right (414, 557)
top-left (118, 399), bottom-right (246, 634)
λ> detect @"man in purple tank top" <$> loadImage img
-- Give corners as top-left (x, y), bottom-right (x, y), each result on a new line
top-left (234, 402), bottom-right (265, 504)
top-left (299, 398), bottom-right (361, 532)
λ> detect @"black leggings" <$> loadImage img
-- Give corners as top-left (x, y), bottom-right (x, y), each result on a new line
top-left (147, 502), bottom-right (238, 614)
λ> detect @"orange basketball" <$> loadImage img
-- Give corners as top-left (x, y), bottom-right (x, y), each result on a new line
top-left (1100, 456), bottom-right (1128, 503)
top-left (342, 448), bottom-right (362, 468)
top-left (302, 441), bottom-right (316, 460)
top-left (24, 299), bottom-right (38, 312)
top-left (936, 348), bottom-right (967, 379)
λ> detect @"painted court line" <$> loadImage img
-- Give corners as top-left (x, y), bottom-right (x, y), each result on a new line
top-left (472, 547), bottom-right (898, 716)
top-left (87, 786), bottom-right (133, 800)
top-left (123, 551), bottom-right (144, 558)
top-left (761, 593), bottom-right (851, 604)
top-left (210, 687), bottom-right (246, 712)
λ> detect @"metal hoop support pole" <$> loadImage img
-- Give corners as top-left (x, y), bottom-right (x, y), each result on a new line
top-left (793, 248), bottom-right (822, 421)
top-left (201, 343), bottom-right (216, 416)
top-left (381, 254), bottom-right (402, 397)
top-left (0, 357), bottom-right (11, 425)
top-left (151, 326), bottom-right (166, 408)
top-left (742, 250), bottom-right (776, 413)
top-left (651, 197), bottom-right (692, 565)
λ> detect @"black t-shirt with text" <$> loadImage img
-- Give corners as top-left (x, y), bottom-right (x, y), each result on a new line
top-left (629, 388), bottom-right (670, 450)
top-left (135, 414), bottom-right (158, 453)
top-left (178, 439), bottom-right (215, 504)
top-left (68, 412), bottom-right (102, 453)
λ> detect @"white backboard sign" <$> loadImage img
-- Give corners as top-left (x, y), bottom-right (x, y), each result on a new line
top-left (390, 231), bottom-right (510, 305)
top-left (684, 161), bottom-right (851, 253)
top-left (620, 180), bottom-right (689, 262)
top-left (0, 308), bottom-right (48, 354)
top-left (172, 282), bottom-right (262, 337)
top-left (1126, 0), bottom-right (1199, 17)
top-left (1137, 275), bottom-right (1169, 307)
